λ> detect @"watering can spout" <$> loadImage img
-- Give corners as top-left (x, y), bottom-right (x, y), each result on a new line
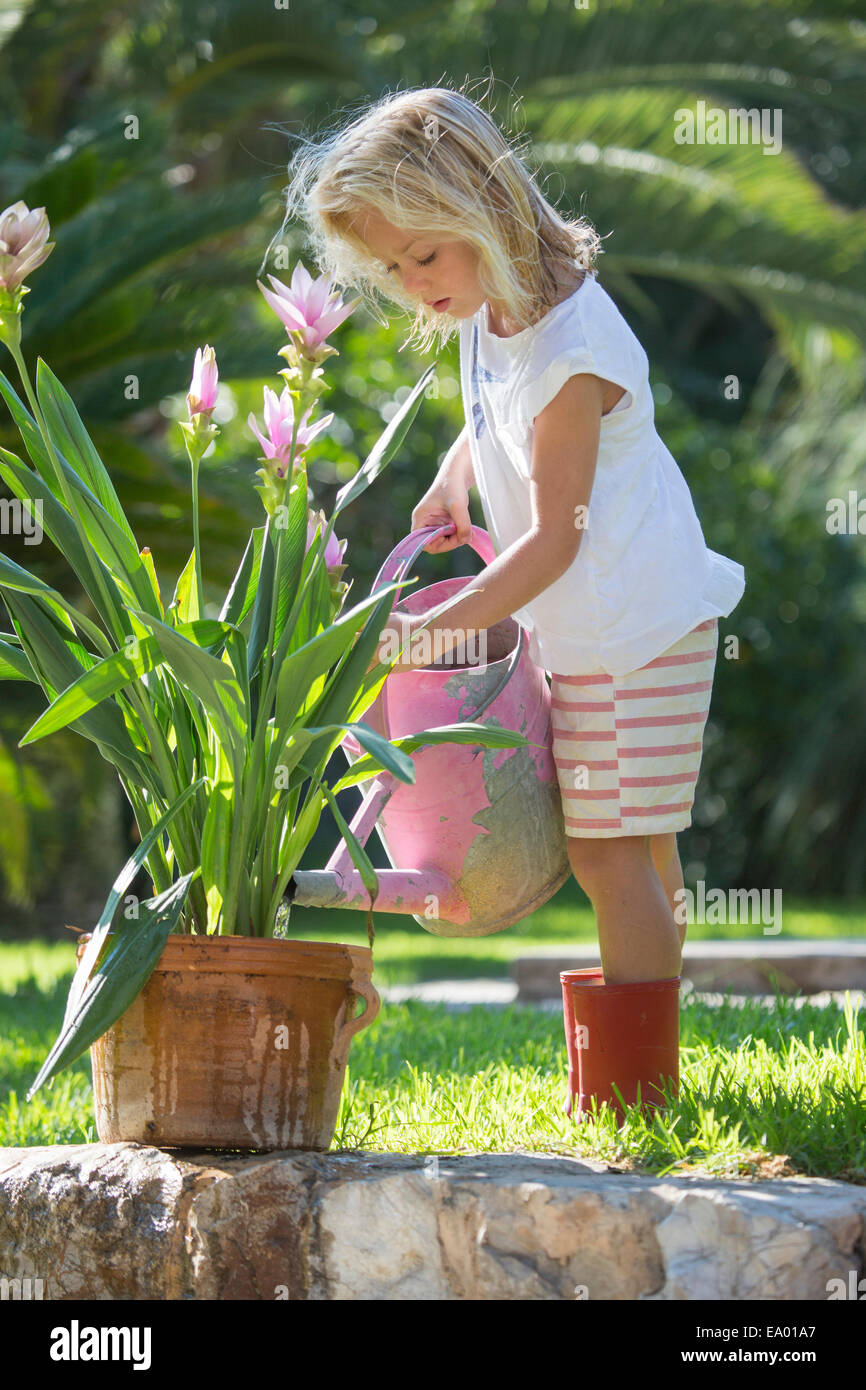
top-left (290, 867), bottom-right (470, 932)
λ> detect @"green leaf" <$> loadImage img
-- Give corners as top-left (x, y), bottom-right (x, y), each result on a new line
top-left (342, 722), bottom-right (415, 785)
top-left (322, 784), bottom-right (378, 947)
top-left (246, 516), bottom-right (276, 684)
top-left (18, 618), bottom-right (227, 745)
top-left (268, 779), bottom-right (329, 924)
top-left (0, 369), bottom-right (63, 491)
top-left (5, 590), bottom-right (149, 781)
top-left (273, 580), bottom-right (408, 735)
top-left (221, 624), bottom-right (251, 723)
top-left (35, 357), bottom-right (139, 547)
top-left (138, 544), bottom-right (164, 617)
top-left (294, 569), bottom-right (420, 778)
top-left (0, 447), bottom-right (127, 636)
top-left (58, 466), bottom-right (158, 617)
top-left (0, 550), bottom-right (111, 655)
top-left (331, 723), bottom-right (532, 792)
top-left (334, 364), bottom-right (435, 515)
top-left (220, 526), bottom-right (266, 629)
top-left (26, 871), bottom-right (198, 1100)
top-left (63, 777), bottom-right (206, 1023)
top-left (0, 386), bottom-right (156, 620)
top-left (200, 737), bottom-right (234, 933)
top-left (267, 717), bottom-right (412, 801)
top-left (286, 532), bottom-right (332, 659)
top-left (247, 473), bottom-right (309, 685)
top-left (128, 606), bottom-right (248, 772)
top-left (270, 466), bottom-right (310, 652)
top-left (167, 549), bottom-right (200, 625)
top-left (0, 638), bottom-right (35, 682)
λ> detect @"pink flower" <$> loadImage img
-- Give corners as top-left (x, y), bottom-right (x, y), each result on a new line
top-left (186, 345), bottom-right (219, 417)
top-left (247, 384), bottom-right (333, 477)
top-left (306, 508), bottom-right (347, 571)
top-left (0, 201), bottom-right (55, 293)
top-left (256, 264), bottom-right (357, 356)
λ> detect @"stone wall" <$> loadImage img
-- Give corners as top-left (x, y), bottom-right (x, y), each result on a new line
top-left (1, 1145), bottom-right (864, 1300)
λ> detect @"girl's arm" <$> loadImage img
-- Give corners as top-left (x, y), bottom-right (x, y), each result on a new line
top-left (410, 423), bottom-right (475, 557)
top-left (445, 425), bottom-right (475, 489)
top-left (376, 375), bottom-right (604, 669)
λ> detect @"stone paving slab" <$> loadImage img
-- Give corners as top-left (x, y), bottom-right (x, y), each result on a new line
top-left (381, 977), bottom-right (865, 1012)
top-left (513, 938), bottom-right (866, 1000)
top-left (0, 1143), bottom-right (863, 1300)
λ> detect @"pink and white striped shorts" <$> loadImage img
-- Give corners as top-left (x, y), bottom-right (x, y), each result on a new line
top-left (549, 618), bottom-right (719, 838)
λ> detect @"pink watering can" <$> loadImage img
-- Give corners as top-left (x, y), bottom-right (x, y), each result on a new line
top-left (290, 524), bottom-right (571, 936)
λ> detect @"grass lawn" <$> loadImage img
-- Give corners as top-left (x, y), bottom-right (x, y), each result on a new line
top-left (1, 883), bottom-right (864, 1182)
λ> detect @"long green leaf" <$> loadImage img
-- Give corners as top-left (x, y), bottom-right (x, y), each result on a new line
top-left (247, 471), bottom-right (309, 685)
top-left (35, 357), bottom-right (139, 546)
top-left (219, 525), bottom-right (266, 629)
top-left (128, 607), bottom-right (248, 771)
top-left (334, 364), bottom-right (435, 515)
top-left (139, 545), bottom-right (165, 617)
top-left (0, 379), bottom-right (156, 619)
top-left (266, 355), bottom-right (433, 701)
top-left (167, 549), bottom-right (200, 625)
top-left (57, 466), bottom-right (158, 617)
top-left (200, 737), bottom-right (234, 933)
top-left (273, 581), bottom-right (409, 736)
top-left (296, 573), bottom-right (417, 777)
top-left (0, 368), bottom-right (63, 491)
top-left (5, 590), bottom-right (148, 780)
top-left (0, 637), bottom-right (35, 681)
top-left (18, 618), bottom-right (228, 745)
top-left (64, 777), bottom-right (206, 1024)
top-left (331, 723), bottom-right (532, 792)
top-left (339, 722), bottom-right (415, 785)
top-left (322, 784), bottom-right (378, 947)
top-left (269, 779), bottom-right (329, 919)
top-left (0, 447), bottom-right (127, 637)
top-left (0, 550), bottom-right (112, 655)
top-left (270, 464), bottom-right (310, 654)
top-left (222, 625), bottom-right (250, 725)
top-left (246, 517), bottom-right (276, 684)
top-left (26, 872), bottom-right (198, 1100)
top-left (267, 718), bottom-right (415, 802)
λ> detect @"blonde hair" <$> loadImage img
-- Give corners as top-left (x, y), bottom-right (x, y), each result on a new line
top-left (270, 79), bottom-right (604, 355)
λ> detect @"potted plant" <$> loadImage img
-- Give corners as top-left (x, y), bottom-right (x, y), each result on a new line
top-left (0, 202), bottom-right (527, 1151)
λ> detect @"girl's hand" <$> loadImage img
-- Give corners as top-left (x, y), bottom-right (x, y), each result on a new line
top-left (411, 476), bottom-right (471, 555)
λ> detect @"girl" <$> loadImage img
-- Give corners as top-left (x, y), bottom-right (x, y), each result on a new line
top-left (282, 83), bottom-right (745, 1108)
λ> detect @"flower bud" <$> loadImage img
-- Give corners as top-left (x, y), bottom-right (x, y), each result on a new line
top-left (0, 202), bottom-right (54, 294)
top-left (186, 345), bottom-right (219, 418)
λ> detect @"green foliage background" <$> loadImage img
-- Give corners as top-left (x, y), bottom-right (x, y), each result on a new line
top-left (1, 0), bottom-right (865, 932)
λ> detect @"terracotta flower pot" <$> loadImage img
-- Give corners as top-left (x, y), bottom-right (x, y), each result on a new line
top-left (75, 933), bottom-right (380, 1152)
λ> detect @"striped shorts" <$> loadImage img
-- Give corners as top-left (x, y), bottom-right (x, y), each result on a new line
top-left (549, 618), bottom-right (719, 838)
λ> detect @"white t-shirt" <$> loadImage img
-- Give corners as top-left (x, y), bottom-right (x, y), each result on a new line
top-left (457, 270), bottom-right (746, 675)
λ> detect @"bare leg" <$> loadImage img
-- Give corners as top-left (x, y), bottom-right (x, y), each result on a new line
top-left (567, 833), bottom-right (682, 983)
top-left (649, 832), bottom-right (687, 949)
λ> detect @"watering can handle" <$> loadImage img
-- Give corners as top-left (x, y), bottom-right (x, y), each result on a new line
top-left (369, 522), bottom-right (527, 733)
top-left (373, 523), bottom-right (495, 598)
